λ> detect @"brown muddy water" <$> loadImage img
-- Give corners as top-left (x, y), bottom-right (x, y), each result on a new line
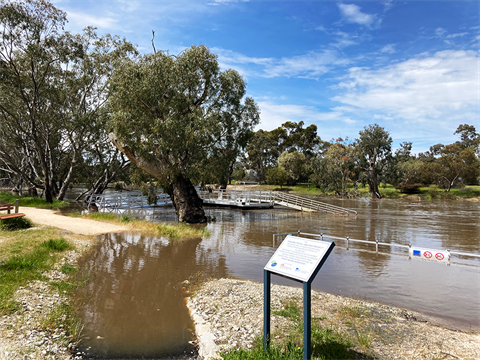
top-left (75, 199), bottom-right (480, 358)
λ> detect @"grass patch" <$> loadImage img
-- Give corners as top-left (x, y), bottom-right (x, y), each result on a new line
top-left (71, 212), bottom-right (209, 240)
top-left (0, 230), bottom-right (75, 315)
top-left (221, 325), bottom-right (357, 360)
top-left (0, 191), bottom-right (70, 209)
top-left (337, 303), bottom-right (370, 320)
top-left (222, 301), bottom-right (361, 359)
top-left (41, 238), bottom-right (75, 252)
top-left (0, 216), bottom-right (33, 231)
top-left (41, 302), bottom-right (84, 344)
top-left (273, 301), bottom-right (301, 320)
top-left (60, 264), bottom-right (78, 274)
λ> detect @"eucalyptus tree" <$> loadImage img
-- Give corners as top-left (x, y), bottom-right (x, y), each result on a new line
top-left (0, 0), bottom-right (80, 202)
top-left (0, 0), bottom-right (135, 202)
top-left (310, 139), bottom-right (357, 196)
top-left (278, 150), bottom-right (305, 185)
top-left (244, 130), bottom-right (280, 183)
top-left (357, 124), bottom-right (392, 199)
top-left (108, 45), bottom-right (259, 223)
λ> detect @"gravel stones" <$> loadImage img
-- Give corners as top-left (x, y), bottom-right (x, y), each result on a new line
top-left (187, 278), bottom-right (480, 360)
top-left (0, 237), bottom-right (91, 360)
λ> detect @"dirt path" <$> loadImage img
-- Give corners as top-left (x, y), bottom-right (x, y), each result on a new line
top-left (18, 207), bottom-right (129, 235)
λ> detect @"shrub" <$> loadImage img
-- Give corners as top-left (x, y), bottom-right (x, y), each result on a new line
top-left (0, 216), bottom-right (32, 231)
top-left (395, 184), bottom-right (422, 194)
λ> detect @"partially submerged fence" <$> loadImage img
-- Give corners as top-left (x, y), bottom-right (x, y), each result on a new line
top-left (271, 191), bottom-right (357, 216)
top-left (273, 231), bottom-right (480, 267)
top-left (86, 188), bottom-right (358, 215)
top-left (86, 190), bottom-right (171, 212)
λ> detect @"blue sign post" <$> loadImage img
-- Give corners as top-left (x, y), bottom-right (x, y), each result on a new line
top-left (264, 235), bottom-right (335, 360)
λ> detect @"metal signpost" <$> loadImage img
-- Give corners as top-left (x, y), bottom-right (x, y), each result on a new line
top-left (263, 234), bottom-right (335, 360)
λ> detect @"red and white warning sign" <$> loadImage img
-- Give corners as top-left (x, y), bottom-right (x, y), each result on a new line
top-left (409, 246), bottom-right (449, 264)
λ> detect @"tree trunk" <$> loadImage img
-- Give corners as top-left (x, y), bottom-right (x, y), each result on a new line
top-left (167, 173), bottom-right (206, 223)
top-left (369, 162), bottom-right (381, 199)
top-left (109, 133), bottom-right (206, 224)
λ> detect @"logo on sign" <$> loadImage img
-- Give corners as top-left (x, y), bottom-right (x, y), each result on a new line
top-left (271, 260), bottom-right (277, 267)
top-left (435, 253), bottom-right (444, 261)
top-left (295, 267), bottom-right (300, 272)
top-left (423, 251), bottom-right (432, 259)
top-left (413, 250), bottom-right (421, 257)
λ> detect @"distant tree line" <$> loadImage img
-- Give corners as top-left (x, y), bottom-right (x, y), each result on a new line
top-left (236, 122), bottom-right (480, 199)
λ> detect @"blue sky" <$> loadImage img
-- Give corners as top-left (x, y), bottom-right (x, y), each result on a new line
top-left (56, 0), bottom-right (480, 153)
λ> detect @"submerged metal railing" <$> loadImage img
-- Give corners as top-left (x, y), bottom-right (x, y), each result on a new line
top-left (86, 190), bottom-right (171, 212)
top-left (271, 191), bottom-right (357, 216)
top-left (87, 188), bottom-right (357, 216)
top-left (273, 231), bottom-right (480, 266)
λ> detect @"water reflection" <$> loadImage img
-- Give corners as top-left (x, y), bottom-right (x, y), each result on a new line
top-left (77, 233), bottom-right (228, 358)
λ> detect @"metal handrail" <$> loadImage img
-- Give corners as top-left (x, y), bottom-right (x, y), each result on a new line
top-left (271, 191), bottom-right (357, 216)
top-left (273, 232), bottom-right (480, 263)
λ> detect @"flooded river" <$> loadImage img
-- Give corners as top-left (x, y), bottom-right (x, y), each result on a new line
top-left (76, 199), bottom-right (480, 358)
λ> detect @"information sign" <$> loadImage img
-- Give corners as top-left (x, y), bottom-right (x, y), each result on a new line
top-left (264, 235), bottom-right (334, 283)
top-left (409, 246), bottom-right (450, 264)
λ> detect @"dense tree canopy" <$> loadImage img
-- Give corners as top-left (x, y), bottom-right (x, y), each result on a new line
top-left (108, 45), bottom-right (259, 223)
top-left (0, 0), bottom-right (135, 202)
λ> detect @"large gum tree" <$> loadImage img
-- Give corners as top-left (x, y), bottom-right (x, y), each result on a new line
top-left (109, 45), bottom-right (260, 223)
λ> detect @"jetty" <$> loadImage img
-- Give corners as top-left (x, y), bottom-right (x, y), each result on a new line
top-left (86, 188), bottom-right (357, 216)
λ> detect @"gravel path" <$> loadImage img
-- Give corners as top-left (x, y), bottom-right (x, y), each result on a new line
top-left (18, 207), bottom-right (129, 235)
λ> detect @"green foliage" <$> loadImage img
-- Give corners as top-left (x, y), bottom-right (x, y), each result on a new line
top-left (395, 184), bottom-right (423, 194)
top-left (0, 1), bottom-right (136, 203)
top-left (109, 44), bottom-right (259, 188)
top-left (278, 150), bottom-right (306, 185)
top-left (245, 130), bottom-right (281, 183)
top-left (310, 140), bottom-right (358, 197)
top-left (265, 167), bottom-right (288, 189)
top-left (357, 124), bottom-right (392, 199)
top-left (0, 216), bottom-right (32, 231)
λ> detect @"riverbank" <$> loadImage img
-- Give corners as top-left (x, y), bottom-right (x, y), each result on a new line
top-left (188, 278), bottom-right (480, 360)
top-left (0, 229), bottom-right (94, 360)
top-left (227, 183), bottom-right (480, 201)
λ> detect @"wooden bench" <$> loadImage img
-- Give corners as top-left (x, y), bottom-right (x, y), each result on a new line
top-left (0, 203), bottom-right (25, 221)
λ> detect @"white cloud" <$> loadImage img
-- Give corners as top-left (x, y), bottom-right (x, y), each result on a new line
top-left (332, 50), bottom-right (480, 121)
top-left (435, 27), bottom-right (447, 37)
top-left (118, 0), bottom-right (141, 12)
top-left (380, 44), bottom-right (396, 54)
top-left (66, 10), bottom-right (118, 29)
top-left (338, 3), bottom-right (377, 27)
top-left (446, 32), bottom-right (468, 39)
top-left (207, 0), bottom-right (249, 5)
top-left (382, 0), bottom-right (394, 12)
top-left (213, 48), bottom-right (350, 79)
top-left (256, 101), bottom-right (354, 133)
top-left (265, 50), bottom-right (350, 79)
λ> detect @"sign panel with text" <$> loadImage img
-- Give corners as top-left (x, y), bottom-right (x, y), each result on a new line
top-left (264, 235), bottom-right (335, 283)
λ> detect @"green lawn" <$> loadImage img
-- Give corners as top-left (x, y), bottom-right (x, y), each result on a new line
top-left (0, 191), bottom-right (70, 209)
